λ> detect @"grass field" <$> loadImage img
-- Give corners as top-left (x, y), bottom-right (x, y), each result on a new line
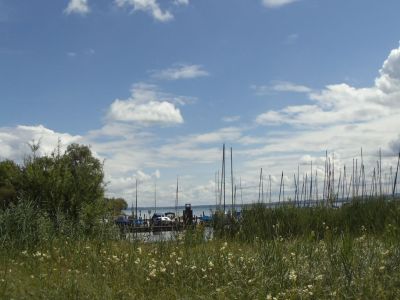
top-left (1, 199), bottom-right (400, 299)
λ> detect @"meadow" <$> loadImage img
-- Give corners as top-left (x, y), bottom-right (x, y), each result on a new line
top-left (1, 198), bottom-right (400, 299)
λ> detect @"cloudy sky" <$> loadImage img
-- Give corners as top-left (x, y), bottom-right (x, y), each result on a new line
top-left (1, 0), bottom-right (400, 207)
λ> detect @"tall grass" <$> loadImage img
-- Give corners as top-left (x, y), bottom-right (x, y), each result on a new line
top-left (1, 197), bottom-right (400, 298)
top-left (1, 228), bottom-right (400, 299)
top-left (0, 198), bottom-right (118, 249)
top-left (234, 197), bottom-right (400, 241)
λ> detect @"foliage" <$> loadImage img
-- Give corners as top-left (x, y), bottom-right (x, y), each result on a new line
top-left (232, 198), bottom-right (400, 241)
top-left (21, 143), bottom-right (105, 222)
top-left (0, 143), bottom-right (113, 246)
top-left (0, 160), bottom-right (22, 209)
top-left (105, 197), bottom-right (128, 216)
top-left (1, 229), bottom-right (400, 299)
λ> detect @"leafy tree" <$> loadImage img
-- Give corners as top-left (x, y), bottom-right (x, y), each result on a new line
top-left (21, 143), bottom-right (105, 222)
top-left (0, 160), bottom-right (22, 209)
top-left (105, 197), bottom-right (128, 216)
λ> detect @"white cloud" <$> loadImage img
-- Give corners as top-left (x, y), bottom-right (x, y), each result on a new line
top-left (64, 0), bottom-right (90, 15)
top-left (174, 0), bottom-right (189, 5)
top-left (252, 81), bottom-right (312, 95)
top-left (222, 115), bottom-right (241, 123)
top-left (0, 125), bottom-right (81, 161)
top-left (256, 45), bottom-right (400, 127)
top-left (152, 64), bottom-right (209, 80)
top-left (262, 0), bottom-right (298, 8)
top-left (115, 0), bottom-right (173, 22)
top-left (107, 83), bottom-right (185, 125)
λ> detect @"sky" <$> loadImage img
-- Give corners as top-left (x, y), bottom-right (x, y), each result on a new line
top-left (1, 0), bottom-right (400, 207)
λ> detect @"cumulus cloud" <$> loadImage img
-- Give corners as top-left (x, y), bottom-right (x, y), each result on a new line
top-left (256, 45), bottom-right (400, 127)
top-left (262, 0), bottom-right (298, 8)
top-left (64, 0), bottom-right (90, 15)
top-left (115, 0), bottom-right (173, 22)
top-left (107, 83), bottom-right (185, 125)
top-left (152, 64), bottom-right (209, 80)
top-left (0, 125), bottom-right (81, 161)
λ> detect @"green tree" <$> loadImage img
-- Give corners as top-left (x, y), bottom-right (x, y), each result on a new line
top-left (105, 197), bottom-right (128, 216)
top-left (0, 160), bottom-right (22, 209)
top-left (21, 143), bottom-right (105, 222)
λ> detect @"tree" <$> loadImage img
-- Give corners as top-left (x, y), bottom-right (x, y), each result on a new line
top-left (0, 160), bottom-right (22, 209)
top-left (105, 197), bottom-right (128, 216)
top-left (21, 143), bottom-right (105, 221)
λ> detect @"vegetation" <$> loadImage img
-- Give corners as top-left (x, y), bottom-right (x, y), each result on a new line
top-left (105, 197), bottom-right (128, 216)
top-left (235, 199), bottom-right (400, 241)
top-left (1, 221), bottom-right (400, 299)
top-left (1, 144), bottom-right (400, 298)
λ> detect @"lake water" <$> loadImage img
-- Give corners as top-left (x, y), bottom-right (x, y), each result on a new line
top-left (123, 204), bottom-right (242, 219)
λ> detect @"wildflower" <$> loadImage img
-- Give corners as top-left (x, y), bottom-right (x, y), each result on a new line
top-left (191, 265), bottom-right (197, 270)
top-left (289, 270), bottom-right (297, 281)
top-left (307, 284), bottom-right (313, 289)
top-left (30, 275), bottom-right (35, 279)
top-left (137, 247), bottom-right (142, 255)
top-left (379, 266), bottom-right (385, 271)
top-left (208, 261), bottom-right (214, 268)
top-left (266, 294), bottom-right (272, 300)
top-left (203, 274), bottom-right (207, 279)
top-left (220, 242), bottom-right (228, 251)
top-left (160, 267), bottom-right (166, 273)
top-left (216, 288), bottom-right (221, 292)
top-left (149, 269), bottom-right (157, 277)
top-left (290, 252), bottom-right (296, 257)
top-left (21, 250), bottom-right (28, 256)
top-left (176, 260), bottom-right (181, 265)
top-left (315, 274), bottom-right (323, 281)
top-left (135, 258), bottom-right (140, 264)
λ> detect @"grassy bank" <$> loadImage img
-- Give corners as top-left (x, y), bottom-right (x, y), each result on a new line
top-left (1, 229), bottom-right (400, 299)
top-left (1, 199), bottom-right (400, 299)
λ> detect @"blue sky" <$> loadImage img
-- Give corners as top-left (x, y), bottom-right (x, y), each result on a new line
top-left (1, 0), bottom-right (400, 207)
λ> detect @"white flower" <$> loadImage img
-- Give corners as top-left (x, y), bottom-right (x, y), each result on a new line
top-left (289, 270), bottom-right (297, 281)
top-left (149, 269), bottom-right (157, 277)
